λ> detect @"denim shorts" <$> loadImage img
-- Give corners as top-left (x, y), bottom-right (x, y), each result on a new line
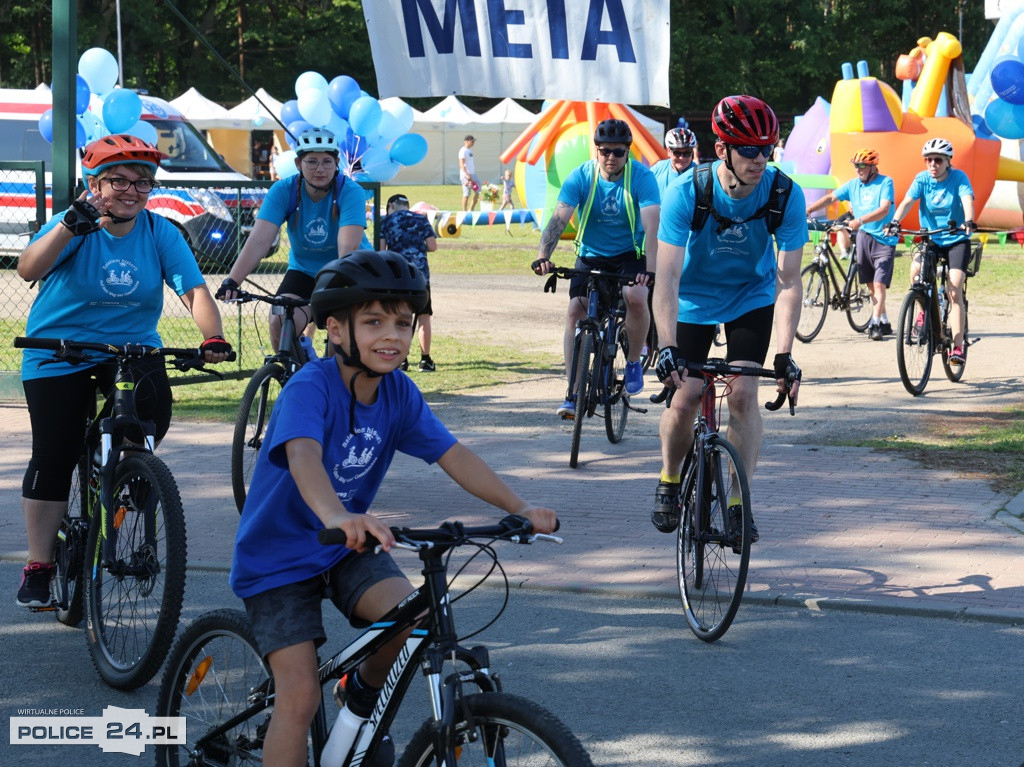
top-left (242, 549), bottom-right (406, 659)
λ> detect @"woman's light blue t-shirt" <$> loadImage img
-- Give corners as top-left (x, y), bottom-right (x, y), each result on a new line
top-left (907, 168), bottom-right (974, 247)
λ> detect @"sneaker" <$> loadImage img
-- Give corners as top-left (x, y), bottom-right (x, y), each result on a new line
top-left (726, 504), bottom-right (759, 554)
top-left (948, 345), bottom-right (965, 365)
top-left (556, 399), bottom-right (575, 419)
top-left (914, 311), bottom-right (925, 329)
top-left (16, 561), bottom-right (53, 608)
top-left (651, 481), bottom-right (681, 533)
top-left (418, 357), bottom-right (435, 372)
top-left (879, 321), bottom-right (892, 336)
top-left (624, 360), bottom-right (644, 396)
top-left (869, 324), bottom-right (883, 341)
top-left (399, 359), bottom-right (409, 371)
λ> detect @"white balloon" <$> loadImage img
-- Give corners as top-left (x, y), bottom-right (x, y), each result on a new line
top-left (383, 100), bottom-right (415, 135)
top-left (295, 71), bottom-right (329, 97)
top-left (297, 89), bottom-right (332, 128)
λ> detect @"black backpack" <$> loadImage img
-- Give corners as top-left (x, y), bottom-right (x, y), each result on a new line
top-left (691, 161), bottom-right (793, 236)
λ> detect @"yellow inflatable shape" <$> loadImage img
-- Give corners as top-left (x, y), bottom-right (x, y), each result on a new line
top-left (878, 79), bottom-right (905, 129)
top-left (436, 214), bottom-right (461, 238)
top-left (997, 154), bottom-right (1024, 183)
top-left (830, 79), bottom-right (864, 133)
top-left (908, 32), bottom-right (963, 118)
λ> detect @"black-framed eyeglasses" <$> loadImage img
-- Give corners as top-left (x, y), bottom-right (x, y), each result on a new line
top-left (733, 144), bottom-right (775, 159)
top-left (597, 147), bottom-right (628, 158)
top-left (924, 156), bottom-right (947, 164)
top-left (100, 176), bottom-right (158, 193)
top-left (671, 149), bottom-right (694, 158)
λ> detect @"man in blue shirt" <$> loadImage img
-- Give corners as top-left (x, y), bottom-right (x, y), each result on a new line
top-left (653, 95), bottom-right (806, 539)
top-left (651, 127), bottom-right (699, 194)
top-left (806, 148), bottom-right (898, 339)
top-left (532, 119), bottom-right (660, 417)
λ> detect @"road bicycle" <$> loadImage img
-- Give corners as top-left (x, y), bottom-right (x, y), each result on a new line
top-left (14, 336), bottom-right (232, 690)
top-left (652, 360), bottom-right (796, 642)
top-left (797, 217), bottom-right (873, 342)
top-left (892, 224), bottom-right (981, 396)
top-left (541, 265), bottom-right (650, 469)
top-left (226, 290), bottom-right (316, 513)
top-left (155, 515), bottom-right (594, 767)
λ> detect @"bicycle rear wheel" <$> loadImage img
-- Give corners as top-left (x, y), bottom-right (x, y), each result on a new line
top-left (844, 264), bottom-right (872, 333)
top-left (84, 452), bottom-right (186, 689)
top-left (232, 362), bottom-right (286, 513)
top-left (677, 435), bottom-right (751, 643)
top-left (603, 336), bottom-right (628, 444)
top-left (53, 454), bottom-right (89, 626)
top-left (942, 292), bottom-right (968, 382)
top-left (896, 290), bottom-right (933, 396)
top-left (796, 263), bottom-right (829, 342)
top-left (400, 692), bottom-right (594, 767)
top-left (156, 609), bottom-right (270, 767)
top-left (569, 332), bottom-right (594, 469)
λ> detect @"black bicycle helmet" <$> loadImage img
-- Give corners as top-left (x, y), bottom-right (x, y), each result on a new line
top-left (311, 250), bottom-right (427, 329)
top-left (594, 118), bottom-right (632, 145)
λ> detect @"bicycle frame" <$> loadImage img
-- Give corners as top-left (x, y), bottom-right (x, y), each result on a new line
top-left (810, 226), bottom-right (860, 307)
top-left (567, 276), bottom-right (625, 411)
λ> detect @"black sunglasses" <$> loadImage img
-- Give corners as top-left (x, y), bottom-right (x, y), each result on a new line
top-left (671, 149), bottom-right (694, 158)
top-left (597, 147), bottom-right (628, 158)
top-left (733, 144), bottom-right (775, 159)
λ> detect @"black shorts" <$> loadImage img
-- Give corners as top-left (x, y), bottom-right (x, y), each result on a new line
top-left (276, 269), bottom-right (317, 300)
top-left (568, 252), bottom-right (647, 299)
top-left (928, 240), bottom-right (972, 273)
top-left (676, 304), bottom-right (775, 365)
top-left (243, 549), bottom-right (407, 660)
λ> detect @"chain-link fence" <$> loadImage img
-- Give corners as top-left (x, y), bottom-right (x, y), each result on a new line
top-left (0, 174), bottom-right (380, 399)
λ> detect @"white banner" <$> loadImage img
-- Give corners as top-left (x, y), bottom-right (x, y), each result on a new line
top-left (363, 0), bottom-right (670, 107)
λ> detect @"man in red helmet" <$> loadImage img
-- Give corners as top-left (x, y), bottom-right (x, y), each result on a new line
top-left (651, 95), bottom-right (807, 540)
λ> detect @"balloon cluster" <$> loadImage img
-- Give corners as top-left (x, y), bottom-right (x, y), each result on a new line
top-left (39, 48), bottom-right (158, 148)
top-left (273, 71), bottom-right (428, 183)
top-left (983, 46), bottom-right (1024, 140)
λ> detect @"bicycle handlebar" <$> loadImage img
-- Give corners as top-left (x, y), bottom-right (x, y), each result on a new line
top-left (14, 336), bottom-right (237, 373)
top-left (888, 222), bottom-right (969, 238)
top-left (223, 290), bottom-right (310, 309)
top-left (806, 213), bottom-right (853, 232)
top-left (318, 514), bottom-right (563, 549)
top-left (536, 264), bottom-right (654, 293)
top-left (649, 359), bottom-right (795, 414)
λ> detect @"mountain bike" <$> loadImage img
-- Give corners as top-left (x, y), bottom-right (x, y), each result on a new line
top-left (541, 265), bottom-right (650, 469)
top-left (652, 360), bottom-right (796, 642)
top-left (892, 224), bottom-right (981, 396)
top-left (14, 336), bottom-right (233, 690)
top-left (225, 290), bottom-right (315, 513)
top-left (155, 515), bottom-right (594, 767)
top-left (797, 217), bottom-right (872, 342)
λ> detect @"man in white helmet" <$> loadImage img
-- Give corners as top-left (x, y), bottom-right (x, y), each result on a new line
top-left (651, 128), bottom-right (699, 194)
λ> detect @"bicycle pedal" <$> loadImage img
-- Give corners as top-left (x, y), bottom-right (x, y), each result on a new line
top-left (560, 413), bottom-right (575, 421)
top-left (29, 604), bottom-right (57, 613)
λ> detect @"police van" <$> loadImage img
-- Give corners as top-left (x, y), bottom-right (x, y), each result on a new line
top-left (0, 86), bottom-right (269, 268)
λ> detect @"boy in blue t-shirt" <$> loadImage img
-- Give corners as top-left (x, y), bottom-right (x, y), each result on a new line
top-left (231, 250), bottom-right (557, 765)
top-left (379, 194), bottom-right (439, 371)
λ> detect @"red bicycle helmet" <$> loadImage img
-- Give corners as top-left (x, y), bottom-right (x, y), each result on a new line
top-left (80, 134), bottom-right (167, 177)
top-left (711, 95), bottom-right (779, 146)
top-left (851, 148), bottom-right (880, 165)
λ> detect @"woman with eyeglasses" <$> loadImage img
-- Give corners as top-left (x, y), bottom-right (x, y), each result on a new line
top-left (887, 137), bottom-right (975, 364)
top-left (218, 127), bottom-right (366, 350)
top-left (651, 94), bottom-right (807, 538)
top-left (651, 127), bottom-right (699, 194)
top-left (14, 134), bottom-right (231, 608)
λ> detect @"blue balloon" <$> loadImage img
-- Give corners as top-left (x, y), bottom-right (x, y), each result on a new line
top-left (389, 133), bottom-right (428, 166)
top-left (991, 57), bottom-right (1024, 105)
top-left (984, 97), bottom-right (1024, 139)
top-left (360, 143), bottom-right (391, 169)
top-left (348, 96), bottom-right (382, 137)
top-left (75, 75), bottom-right (91, 114)
top-left (362, 159), bottom-right (401, 183)
top-left (75, 116), bottom-right (88, 148)
top-left (328, 76), bottom-right (361, 118)
top-left (38, 109), bottom-right (54, 143)
top-left (126, 118), bottom-right (158, 146)
top-left (972, 113), bottom-right (995, 140)
top-left (80, 110), bottom-right (109, 142)
top-left (343, 131), bottom-right (365, 162)
top-left (285, 120), bottom-right (313, 148)
top-left (280, 99), bottom-right (302, 127)
top-left (102, 89), bottom-right (143, 134)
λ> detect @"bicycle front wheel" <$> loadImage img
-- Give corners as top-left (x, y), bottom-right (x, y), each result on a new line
top-left (896, 290), bottom-right (934, 396)
top-left (796, 263), bottom-right (829, 342)
top-left (677, 435), bottom-right (751, 643)
top-left (844, 265), bottom-right (873, 333)
top-left (232, 362), bottom-right (286, 513)
top-left (84, 452), bottom-right (186, 689)
top-left (569, 332), bottom-right (594, 469)
top-left (156, 609), bottom-right (270, 767)
top-left (400, 692), bottom-right (594, 767)
top-left (603, 336), bottom-right (628, 445)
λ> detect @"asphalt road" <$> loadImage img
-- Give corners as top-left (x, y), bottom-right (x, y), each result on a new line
top-left (2, 563), bottom-right (1021, 767)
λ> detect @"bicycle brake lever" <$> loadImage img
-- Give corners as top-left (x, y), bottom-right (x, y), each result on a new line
top-left (543, 273), bottom-right (558, 293)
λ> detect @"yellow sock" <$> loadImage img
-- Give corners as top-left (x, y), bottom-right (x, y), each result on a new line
top-left (729, 496), bottom-right (742, 507)
top-left (660, 472), bottom-right (681, 484)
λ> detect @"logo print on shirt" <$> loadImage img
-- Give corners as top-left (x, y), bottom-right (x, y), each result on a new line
top-left (600, 188), bottom-right (620, 219)
top-left (306, 216), bottom-right (329, 247)
top-left (929, 190), bottom-right (952, 209)
top-left (100, 259), bottom-right (140, 298)
top-left (331, 426), bottom-right (383, 498)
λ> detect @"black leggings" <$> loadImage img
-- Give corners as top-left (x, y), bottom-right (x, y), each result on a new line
top-left (22, 359), bottom-right (172, 502)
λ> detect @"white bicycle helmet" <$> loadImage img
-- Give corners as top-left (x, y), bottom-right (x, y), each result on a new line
top-left (665, 128), bottom-right (698, 150)
top-left (295, 127), bottom-right (339, 157)
top-left (921, 137), bottom-right (953, 158)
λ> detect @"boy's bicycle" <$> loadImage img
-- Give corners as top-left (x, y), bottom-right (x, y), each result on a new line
top-left (652, 360), bottom-right (796, 642)
top-left (891, 224), bottom-right (981, 396)
top-left (540, 265), bottom-right (649, 469)
top-left (155, 515), bottom-right (594, 767)
top-left (225, 290), bottom-right (316, 513)
top-left (797, 217), bottom-right (872, 342)
top-left (14, 336), bottom-right (232, 690)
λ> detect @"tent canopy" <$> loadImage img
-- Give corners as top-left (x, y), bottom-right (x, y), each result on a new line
top-left (224, 88), bottom-right (285, 129)
top-left (169, 87), bottom-right (249, 130)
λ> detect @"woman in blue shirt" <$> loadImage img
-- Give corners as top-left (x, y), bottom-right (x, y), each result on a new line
top-left (16, 134), bottom-right (231, 608)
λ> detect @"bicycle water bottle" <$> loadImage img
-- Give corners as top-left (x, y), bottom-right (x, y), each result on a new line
top-left (298, 334), bottom-right (318, 360)
top-left (938, 283), bottom-right (946, 316)
top-left (320, 705), bottom-right (367, 767)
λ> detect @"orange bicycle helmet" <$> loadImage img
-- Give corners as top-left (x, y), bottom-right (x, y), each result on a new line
top-left (711, 95), bottom-right (779, 146)
top-left (80, 134), bottom-right (167, 176)
top-left (851, 148), bottom-right (880, 165)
